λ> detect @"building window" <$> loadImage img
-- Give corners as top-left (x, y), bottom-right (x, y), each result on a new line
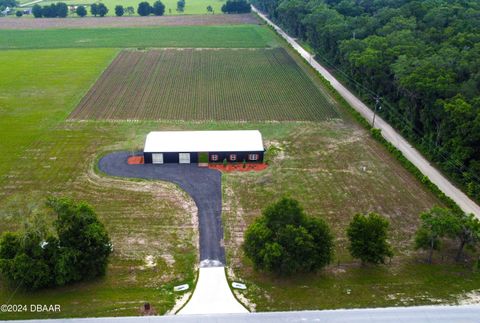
top-left (211, 154), bottom-right (219, 162)
top-left (248, 154), bottom-right (259, 161)
top-left (229, 154), bottom-right (237, 161)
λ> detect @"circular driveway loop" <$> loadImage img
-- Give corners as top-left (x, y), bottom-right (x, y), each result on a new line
top-left (99, 151), bottom-right (225, 266)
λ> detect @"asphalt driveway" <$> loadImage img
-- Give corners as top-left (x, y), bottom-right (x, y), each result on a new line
top-left (98, 151), bottom-right (225, 266)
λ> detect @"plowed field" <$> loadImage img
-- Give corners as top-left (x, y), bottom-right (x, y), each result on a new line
top-left (69, 48), bottom-right (339, 121)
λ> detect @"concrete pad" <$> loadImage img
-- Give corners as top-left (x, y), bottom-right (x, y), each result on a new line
top-left (178, 266), bottom-right (249, 315)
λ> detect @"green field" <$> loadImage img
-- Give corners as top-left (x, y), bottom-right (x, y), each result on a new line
top-left (70, 48), bottom-right (339, 121)
top-left (0, 25), bottom-right (277, 50)
top-left (0, 48), bottom-right (117, 176)
top-left (27, 0), bottom-right (226, 16)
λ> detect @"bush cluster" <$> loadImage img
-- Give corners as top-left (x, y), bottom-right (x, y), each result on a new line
top-left (0, 197), bottom-right (112, 290)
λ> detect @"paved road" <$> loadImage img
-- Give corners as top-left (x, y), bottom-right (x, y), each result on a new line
top-left (99, 152), bottom-right (225, 265)
top-left (178, 266), bottom-right (249, 315)
top-left (252, 7), bottom-right (480, 218)
top-left (6, 305), bottom-right (480, 322)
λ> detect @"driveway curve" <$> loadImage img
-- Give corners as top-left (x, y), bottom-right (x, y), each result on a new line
top-left (98, 151), bottom-right (225, 266)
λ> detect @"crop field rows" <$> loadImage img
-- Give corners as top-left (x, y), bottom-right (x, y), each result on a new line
top-left (70, 48), bottom-right (340, 121)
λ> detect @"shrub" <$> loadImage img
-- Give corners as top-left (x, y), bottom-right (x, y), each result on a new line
top-left (243, 197), bottom-right (334, 275)
top-left (15, 10), bottom-right (22, 17)
top-left (347, 213), bottom-right (393, 265)
top-left (125, 6), bottom-right (134, 15)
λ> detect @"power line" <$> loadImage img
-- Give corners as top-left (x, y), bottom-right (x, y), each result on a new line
top-left (313, 52), bottom-right (480, 186)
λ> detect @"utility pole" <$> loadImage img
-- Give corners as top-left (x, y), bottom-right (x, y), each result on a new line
top-left (372, 95), bottom-right (381, 128)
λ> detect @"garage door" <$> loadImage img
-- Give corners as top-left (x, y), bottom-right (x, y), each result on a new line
top-left (179, 153), bottom-right (190, 164)
top-left (152, 153), bottom-right (163, 164)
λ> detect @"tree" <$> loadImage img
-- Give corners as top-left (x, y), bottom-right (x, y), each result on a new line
top-left (55, 2), bottom-right (68, 17)
top-left (414, 207), bottom-right (459, 263)
top-left (0, 197), bottom-right (112, 291)
top-left (41, 4), bottom-right (57, 17)
top-left (32, 4), bottom-right (42, 17)
top-left (206, 5), bottom-right (212, 14)
top-left (347, 213), bottom-right (393, 265)
top-left (0, 224), bottom-right (55, 290)
top-left (221, 0), bottom-right (250, 14)
top-left (47, 196), bottom-right (112, 280)
top-left (76, 5), bottom-right (86, 17)
top-left (243, 197), bottom-right (334, 275)
top-left (453, 213), bottom-right (480, 262)
top-left (15, 9), bottom-right (22, 16)
top-left (176, 0), bottom-right (184, 13)
top-left (137, 1), bottom-right (151, 16)
top-left (90, 3), bottom-right (98, 16)
top-left (115, 5), bottom-right (124, 16)
top-left (96, 3), bottom-right (108, 17)
top-left (125, 6), bottom-right (134, 15)
top-left (152, 0), bottom-right (165, 16)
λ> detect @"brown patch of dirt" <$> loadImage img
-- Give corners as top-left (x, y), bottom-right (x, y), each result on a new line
top-left (0, 14), bottom-right (259, 30)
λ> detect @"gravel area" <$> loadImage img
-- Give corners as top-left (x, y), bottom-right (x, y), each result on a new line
top-left (0, 14), bottom-right (259, 30)
top-left (98, 151), bottom-right (225, 265)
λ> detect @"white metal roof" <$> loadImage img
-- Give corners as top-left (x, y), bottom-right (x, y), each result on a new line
top-left (144, 130), bottom-right (264, 153)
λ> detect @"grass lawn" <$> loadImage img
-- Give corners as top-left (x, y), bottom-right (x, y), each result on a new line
top-left (26, 0), bottom-right (226, 16)
top-left (0, 25), bottom-right (277, 49)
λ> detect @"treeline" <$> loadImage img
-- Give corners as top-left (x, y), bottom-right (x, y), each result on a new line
top-left (31, 1), bottom-right (166, 18)
top-left (33, 2), bottom-right (79, 18)
top-left (221, 0), bottom-right (251, 14)
top-left (252, 0), bottom-right (480, 202)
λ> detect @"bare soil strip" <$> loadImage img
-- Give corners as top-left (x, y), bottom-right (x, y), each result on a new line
top-left (0, 14), bottom-right (259, 30)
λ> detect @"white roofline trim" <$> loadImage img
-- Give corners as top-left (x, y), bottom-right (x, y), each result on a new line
top-left (144, 130), bottom-right (264, 153)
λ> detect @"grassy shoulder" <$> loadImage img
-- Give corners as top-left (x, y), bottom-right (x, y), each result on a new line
top-left (0, 25), bottom-right (278, 50)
